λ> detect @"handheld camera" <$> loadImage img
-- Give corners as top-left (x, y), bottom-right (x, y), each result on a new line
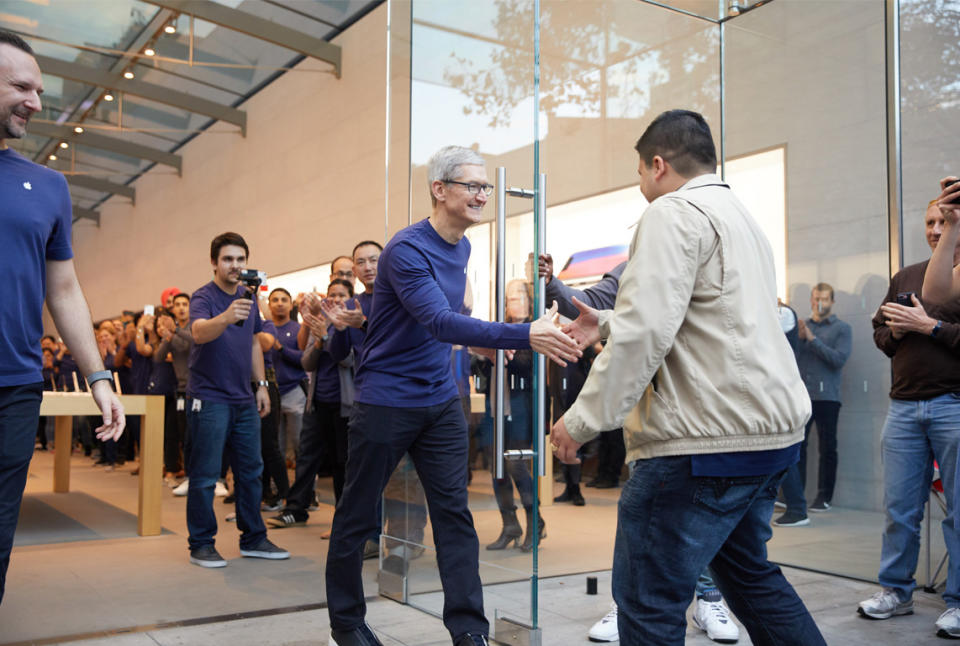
top-left (235, 269), bottom-right (267, 326)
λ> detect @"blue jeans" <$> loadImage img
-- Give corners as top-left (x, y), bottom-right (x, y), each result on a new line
top-left (613, 456), bottom-right (824, 646)
top-left (0, 383), bottom-right (42, 606)
top-left (878, 394), bottom-right (960, 606)
top-left (185, 399), bottom-right (266, 551)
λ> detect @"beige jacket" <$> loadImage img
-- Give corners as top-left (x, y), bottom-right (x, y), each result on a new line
top-left (564, 174), bottom-right (810, 462)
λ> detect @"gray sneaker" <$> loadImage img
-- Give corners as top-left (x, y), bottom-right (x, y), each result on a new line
top-left (857, 588), bottom-right (913, 619)
top-left (936, 608), bottom-right (960, 638)
top-left (240, 538), bottom-right (290, 560)
top-left (190, 544), bottom-right (227, 568)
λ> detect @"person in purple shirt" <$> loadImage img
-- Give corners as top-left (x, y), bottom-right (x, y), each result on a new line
top-left (184, 232), bottom-right (288, 568)
top-left (0, 30), bottom-right (124, 606)
top-left (321, 146), bottom-right (580, 646)
top-left (267, 287), bottom-right (307, 465)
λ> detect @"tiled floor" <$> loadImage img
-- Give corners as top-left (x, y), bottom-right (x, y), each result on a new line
top-left (1, 449), bottom-right (953, 645)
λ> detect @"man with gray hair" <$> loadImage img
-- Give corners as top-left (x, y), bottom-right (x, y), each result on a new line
top-left (323, 145), bottom-right (581, 646)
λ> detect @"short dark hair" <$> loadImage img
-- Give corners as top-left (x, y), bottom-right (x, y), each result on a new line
top-left (41, 334), bottom-right (56, 344)
top-left (634, 110), bottom-right (717, 177)
top-left (352, 240), bottom-right (383, 258)
top-left (812, 282), bottom-right (835, 301)
top-left (210, 232), bottom-right (249, 262)
top-left (269, 287), bottom-right (291, 300)
top-left (0, 30), bottom-right (34, 56)
top-left (172, 292), bottom-right (190, 303)
top-left (328, 278), bottom-right (355, 298)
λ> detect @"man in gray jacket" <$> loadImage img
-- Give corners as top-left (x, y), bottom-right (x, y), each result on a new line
top-left (552, 109), bottom-right (823, 645)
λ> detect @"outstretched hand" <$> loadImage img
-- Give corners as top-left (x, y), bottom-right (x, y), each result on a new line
top-left (529, 301), bottom-right (581, 367)
top-left (90, 380), bottom-right (125, 442)
top-left (561, 296), bottom-right (602, 350)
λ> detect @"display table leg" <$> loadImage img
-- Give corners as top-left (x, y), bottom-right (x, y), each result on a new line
top-left (137, 397), bottom-right (165, 536)
top-left (53, 415), bottom-right (72, 493)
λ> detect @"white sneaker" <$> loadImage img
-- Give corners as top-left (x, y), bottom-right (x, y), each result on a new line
top-left (937, 608), bottom-right (960, 638)
top-left (694, 597), bottom-right (740, 643)
top-left (172, 478), bottom-right (189, 496)
top-left (857, 588), bottom-right (913, 619)
top-left (214, 480), bottom-right (229, 497)
top-left (587, 603), bottom-right (618, 642)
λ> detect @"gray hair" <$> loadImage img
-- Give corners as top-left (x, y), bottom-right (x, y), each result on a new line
top-left (428, 146), bottom-right (485, 204)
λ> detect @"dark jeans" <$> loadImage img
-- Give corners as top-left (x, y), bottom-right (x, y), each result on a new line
top-left (613, 456), bottom-right (824, 646)
top-left (326, 399), bottom-right (487, 642)
top-left (185, 399), bottom-right (266, 551)
top-left (596, 428), bottom-right (625, 482)
top-left (284, 401), bottom-right (347, 515)
top-left (260, 382), bottom-right (289, 503)
top-left (0, 383), bottom-right (42, 606)
top-left (800, 400), bottom-right (840, 503)
top-left (161, 394), bottom-right (182, 474)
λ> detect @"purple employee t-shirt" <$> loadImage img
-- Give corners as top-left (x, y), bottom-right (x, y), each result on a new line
top-left (0, 148), bottom-right (73, 386)
top-left (187, 281), bottom-right (263, 404)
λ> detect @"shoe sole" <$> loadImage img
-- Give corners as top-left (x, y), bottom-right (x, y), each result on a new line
top-left (773, 501), bottom-right (787, 509)
top-left (693, 615), bottom-right (740, 643)
top-left (774, 518), bottom-right (810, 527)
top-left (857, 606), bottom-right (913, 620)
top-left (240, 550), bottom-right (290, 559)
top-left (809, 507), bottom-right (830, 513)
top-left (190, 556), bottom-right (227, 568)
top-left (265, 519), bottom-right (306, 528)
top-left (587, 636), bottom-right (618, 643)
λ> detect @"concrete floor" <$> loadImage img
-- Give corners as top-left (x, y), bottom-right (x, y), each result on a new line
top-left (1, 449), bottom-right (952, 645)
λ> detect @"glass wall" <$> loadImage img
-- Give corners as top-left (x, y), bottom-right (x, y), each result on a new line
top-left (385, 0), bottom-right (951, 627)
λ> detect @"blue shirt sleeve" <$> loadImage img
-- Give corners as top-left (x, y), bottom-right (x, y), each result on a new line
top-left (45, 173), bottom-right (73, 261)
top-left (390, 241), bottom-right (529, 349)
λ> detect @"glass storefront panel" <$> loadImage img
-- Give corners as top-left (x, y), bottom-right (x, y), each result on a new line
top-left (725, 0), bottom-right (902, 582)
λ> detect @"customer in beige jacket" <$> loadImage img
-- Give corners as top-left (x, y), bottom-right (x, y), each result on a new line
top-left (551, 109), bottom-right (822, 646)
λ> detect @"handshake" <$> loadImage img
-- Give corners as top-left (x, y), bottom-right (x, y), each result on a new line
top-left (529, 297), bottom-right (601, 367)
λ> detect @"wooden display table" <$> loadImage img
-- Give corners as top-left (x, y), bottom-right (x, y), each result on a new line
top-left (39, 392), bottom-right (165, 536)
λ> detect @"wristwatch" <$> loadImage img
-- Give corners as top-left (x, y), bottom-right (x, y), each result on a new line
top-left (87, 370), bottom-right (113, 386)
top-left (256, 379), bottom-right (269, 388)
top-left (931, 320), bottom-right (943, 338)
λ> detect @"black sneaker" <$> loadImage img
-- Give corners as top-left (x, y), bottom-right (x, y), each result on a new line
top-left (454, 634), bottom-right (490, 646)
top-left (329, 622), bottom-right (384, 646)
top-left (190, 544), bottom-right (227, 568)
top-left (266, 512), bottom-right (307, 528)
top-left (572, 492), bottom-right (586, 506)
top-left (774, 510), bottom-right (810, 527)
top-left (809, 499), bottom-right (831, 513)
top-left (240, 538), bottom-right (290, 560)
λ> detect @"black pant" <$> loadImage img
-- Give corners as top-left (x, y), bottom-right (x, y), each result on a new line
top-left (260, 382), bottom-right (289, 502)
top-left (161, 394), bottom-right (183, 474)
top-left (284, 401), bottom-right (347, 514)
top-left (800, 400), bottom-right (841, 503)
top-left (326, 399), bottom-right (487, 641)
top-left (0, 383), bottom-right (43, 605)
top-left (596, 428), bottom-right (625, 482)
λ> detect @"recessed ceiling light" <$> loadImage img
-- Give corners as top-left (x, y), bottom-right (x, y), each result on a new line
top-left (48, 154), bottom-right (57, 161)
top-left (123, 71), bottom-right (134, 79)
top-left (74, 126), bottom-right (84, 133)
top-left (144, 48), bottom-right (156, 57)
top-left (164, 23), bottom-right (176, 34)
top-left (104, 93), bottom-right (114, 101)
top-left (59, 142), bottom-right (68, 149)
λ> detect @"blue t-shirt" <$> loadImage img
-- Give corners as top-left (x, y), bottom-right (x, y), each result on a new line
top-left (58, 352), bottom-right (83, 391)
top-left (271, 319), bottom-right (305, 395)
top-left (313, 345), bottom-right (341, 404)
top-left (187, 281), bottom-right (263, 404)
top-left (0, 148), bottom-right (73, 386)
top-left (126, 340), bottom-right (152, 395)
top-left (355, 219), bottom-right (530, 407)
top-left (261, 320), bottom-right (276, 371)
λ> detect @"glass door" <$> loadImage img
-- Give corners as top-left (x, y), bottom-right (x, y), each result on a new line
top-left (382, 0), bottom-right (546, 642)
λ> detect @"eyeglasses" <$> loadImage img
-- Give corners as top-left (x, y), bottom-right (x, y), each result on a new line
top-left (444, 180), bottom-right (494, 197)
